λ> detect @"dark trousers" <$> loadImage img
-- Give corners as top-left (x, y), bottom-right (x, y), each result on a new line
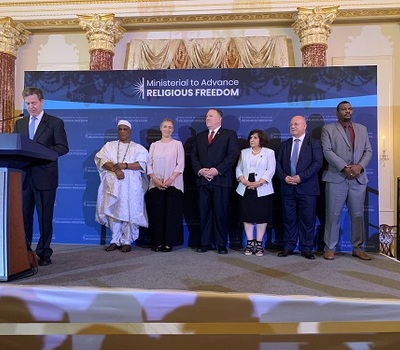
top-left (281, 192), bottom-right (317, 253)
top-left (146, 186), bottom-right (184, 247)
top-left (22, 174), bottom-right (56, 259)
top-left (198, 184), bottom-right (231, 247)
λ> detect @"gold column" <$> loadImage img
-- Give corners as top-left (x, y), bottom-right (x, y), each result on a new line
top-left (292, 6), bottom-right (338, 67)
top-left (0, 17), bottom-right (30, 133)
top-left (78, 14), bottom-right (125, 71)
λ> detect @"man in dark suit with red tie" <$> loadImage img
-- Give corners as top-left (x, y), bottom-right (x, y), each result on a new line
top-left (191, 108), bottom-right (239, 254)
top-left (14, 87), bottom-right (69, 266)
top-left (275, 115), bottom-right (323, 259)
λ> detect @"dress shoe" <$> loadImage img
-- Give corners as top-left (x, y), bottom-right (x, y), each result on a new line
top-left (162, 245), bottom-right (172, 252)
top-left (39, 258), bottom-right (51, 266)
top-left (217, 246), bottom-right (228, 254)
top-left (196, 246), bottom-right (208, 253)
top-left (352, 250), bottom-right (371, 260)
top-left (277, 249), bottom-right (291, 257)
top-left (323, 251), bottom-right (334, 260)
top-left (105, 243), bottom-right (118, 251)
top-left (152, 245), bottom-right (163, 252)
top-left (121, 245), bottom-right (132, 253)
top-left (301, 251), bottom-right (315, 260)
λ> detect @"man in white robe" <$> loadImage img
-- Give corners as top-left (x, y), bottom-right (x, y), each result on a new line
top-left (95, 120), bottom-right (148, 252)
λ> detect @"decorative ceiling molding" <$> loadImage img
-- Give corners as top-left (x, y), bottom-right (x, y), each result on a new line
top-left (15, 9), bottom-right (400, 32)
top-left (1, 1), bottom-right (400, 31)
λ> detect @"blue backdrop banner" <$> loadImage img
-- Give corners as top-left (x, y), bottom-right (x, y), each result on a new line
top-left (24, 66), bottom-right (378, 251)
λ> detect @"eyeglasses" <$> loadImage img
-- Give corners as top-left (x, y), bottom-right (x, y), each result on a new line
top-left (288, 122), bottom-right (305, 127)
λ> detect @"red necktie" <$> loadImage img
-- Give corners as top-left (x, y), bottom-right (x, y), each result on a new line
top-left (345, 123), bottom-right (354, 164)
top-left (208, 130), bottom-right (214, 144)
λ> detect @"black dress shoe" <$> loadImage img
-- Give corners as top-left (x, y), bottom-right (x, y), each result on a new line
top-left (277, 249), bottom-right (291, 257)
top-left (105, 243), bottom-right (118, 251)
top-left (217, 246), bottom-right (228, 254)
top-left (39, 258), bottom-right (51, 266)
top-left (162, 246), bottom-right (172, 252)
top-left (196, 246), bottom-right (208, 253)
top-left (301, 251), bottom-right (315, 260)
top-left (152, 245), bottom-right (163, 252)
top-left (121, 245), bottom-right (132, 253)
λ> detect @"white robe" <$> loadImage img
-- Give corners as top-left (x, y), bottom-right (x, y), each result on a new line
top-left (95, 140), bottom-right (148, 243)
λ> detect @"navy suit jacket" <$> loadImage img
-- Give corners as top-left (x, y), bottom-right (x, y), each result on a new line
top-left (190, 127), bottom-right (239, 188)
top-left (14, 112), bottom-right (69, 190)
top-left (276, 134), bottom-right (323, 195)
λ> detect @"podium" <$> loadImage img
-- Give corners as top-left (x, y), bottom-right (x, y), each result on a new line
top-left (0, 133), bottom-right (57, 281)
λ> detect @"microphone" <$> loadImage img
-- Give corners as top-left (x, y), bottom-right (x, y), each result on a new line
top-left (1, 113), bottom-right (25, 122)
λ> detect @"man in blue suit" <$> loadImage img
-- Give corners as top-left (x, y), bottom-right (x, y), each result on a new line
top-left (276, 115), bottom-right (323, 259)
top-left (14, 87), bottom-right (69, 266)
top-left (321, 101), bottom-right (372, 261)
top-left (191, 108), bottom-right (239, 254)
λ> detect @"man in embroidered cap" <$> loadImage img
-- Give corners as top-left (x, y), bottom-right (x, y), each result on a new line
top-left (95, 120), bottom-right (148, 252)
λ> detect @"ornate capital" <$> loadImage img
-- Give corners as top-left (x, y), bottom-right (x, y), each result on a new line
top-left (78, 14), bottom-right (125, 53)
top-left (292, 6), bottom-right (339, 48)
top-left (0, 17), bottom-right (30, 56)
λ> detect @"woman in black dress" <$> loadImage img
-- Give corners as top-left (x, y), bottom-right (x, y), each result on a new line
top-left (235, 129), bottom-right (276, 256)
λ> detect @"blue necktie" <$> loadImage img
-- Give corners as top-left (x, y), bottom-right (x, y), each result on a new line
top-left (290, 138), bottom-right (300, 176)
top-left (29, 116), bottom-right (37, 139)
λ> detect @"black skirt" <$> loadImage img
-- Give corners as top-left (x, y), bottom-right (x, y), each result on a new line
top-left (239, 173), bottom-right (273, 224)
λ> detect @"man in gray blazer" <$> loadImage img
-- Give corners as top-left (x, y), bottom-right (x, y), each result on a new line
top-left (14, 87), bottom-right (69, 266)
top-left (321, 101), bottom-right (372, 261)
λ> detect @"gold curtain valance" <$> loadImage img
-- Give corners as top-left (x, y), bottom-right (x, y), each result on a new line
top-left (126, 36), bottom-right (289, 70)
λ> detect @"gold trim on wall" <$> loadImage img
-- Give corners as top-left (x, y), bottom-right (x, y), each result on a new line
top-left (11, 8), bottom-right (400, 32)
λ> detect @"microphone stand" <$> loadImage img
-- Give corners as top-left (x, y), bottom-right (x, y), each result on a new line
top-left (0, 114), bottom-right (25, 133)
top-left (1, 113), bottom-right (25, 122)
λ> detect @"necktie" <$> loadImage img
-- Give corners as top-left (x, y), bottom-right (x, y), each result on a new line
top-left (29, 116), bottom-right (37, 139)
top-left (290, 138), bottom-right (300, 176)
top-left (208, 130), bottom-right (214, 144)
top-left (345, 123), bottom-right (354, 164)
top-left (345, 123), bottom-right (353, 147)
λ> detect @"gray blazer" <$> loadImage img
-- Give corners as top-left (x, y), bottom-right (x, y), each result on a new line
top-left (321, 121), bottom-right (372, 185)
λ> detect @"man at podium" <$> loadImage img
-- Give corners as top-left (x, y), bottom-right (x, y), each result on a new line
top-left (13, 87), bottom-right (69, 266)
